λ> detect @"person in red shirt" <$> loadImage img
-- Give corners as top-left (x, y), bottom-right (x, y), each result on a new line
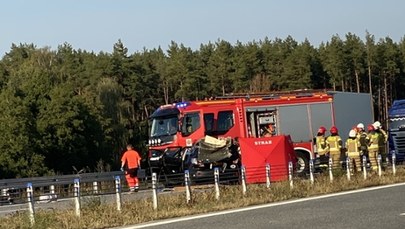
top-left (120, 144), bottom-right (142, 192)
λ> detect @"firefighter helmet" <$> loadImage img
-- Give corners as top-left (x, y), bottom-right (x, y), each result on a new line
top-left (373, 121), bottom-right (382, 129)
top-left (367, 124), bottom-right (374, 131)
top-left (349, 129), bottom-right (357, 138)
top-left (330, 126), bottom-right (338, 134)
top-left (357, 123), bottom-right (365, 130)
top-left (318, 126), bottom-right (326, 134)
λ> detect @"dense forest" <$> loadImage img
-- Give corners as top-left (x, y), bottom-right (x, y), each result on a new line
top-left (0, 32), bottom-right (404, 178)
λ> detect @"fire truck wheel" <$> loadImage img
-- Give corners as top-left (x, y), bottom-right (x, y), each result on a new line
top-left (295, 151), bottom-right (309, 175)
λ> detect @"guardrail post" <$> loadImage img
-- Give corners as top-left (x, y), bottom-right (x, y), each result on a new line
top-left (288, 161), bottom-right (293, 188)
top-left (214, 167), bottom-right (220, 200)
top-left (377, 154), bottom-right (382, 177)
top-left (115, 176), bottom-right (122, 211)
top-left (184, 170), bottom-right (192, 204)
top-left (328, 157), bottom-right (333, 183)
top-left (241, 166), bottom-right (247, 195)
top-left (1, 188), bottom-right (7, 197)
top-left (392, 153), bottom-right (396, 176)
top-left (26, 183), bottom-right (35, 226)
top-left (266, 163), bottom-right (271, 188)
top-left (152, 173), bottom-right (158, 210)
top-left (74, 178), bottom-right (81, 217)
top-left (93, 181), bottom-right (99, 194)
top-left (362, 155), bottom-right (367, 180)
top-left (309, 159), bottom-right (314, 185)
top-left (50, 185), bottom-right (55, 195)
top-left (346, 157), bottom-right (351, 181)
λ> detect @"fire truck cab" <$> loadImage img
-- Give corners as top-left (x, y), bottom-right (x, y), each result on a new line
top-left (148, 90), bottom-right (374, 175)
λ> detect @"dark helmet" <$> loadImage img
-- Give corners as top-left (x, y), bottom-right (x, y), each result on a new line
top-left (330, 126), bottom-right (338, 134)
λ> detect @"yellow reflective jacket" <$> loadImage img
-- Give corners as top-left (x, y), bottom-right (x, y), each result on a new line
top-left (368, 131), bottom-right (379, 150)
top-left (326, 135), bottom-right (342, 151)
top-left (346, 137), bottom-right (360, 154)
top-left (315, 135), bottom-right (329, 154)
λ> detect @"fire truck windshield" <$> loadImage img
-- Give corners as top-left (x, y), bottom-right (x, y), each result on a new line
top-left (150, 116), bottom-right (178, 137)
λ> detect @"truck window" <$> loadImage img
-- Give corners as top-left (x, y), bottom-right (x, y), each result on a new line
top-left (278, 105), bottom-right (311, 142)
top-left (217, 110), bottom-right (234, 132)
top-left (246, 110), bottom-right (277, 137)
top-left (204, 113), bottom-right (214, 135)
top-left (181, 112), bottom-right (200, 136)
top-left (150, 116), bottom-right (178, 137)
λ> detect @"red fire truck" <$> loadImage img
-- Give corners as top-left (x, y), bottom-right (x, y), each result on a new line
top-left (147, 90), bottom-right (373, 180)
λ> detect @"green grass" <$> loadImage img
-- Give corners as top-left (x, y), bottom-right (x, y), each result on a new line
top-left (1, 168), bottom-right (404, 229)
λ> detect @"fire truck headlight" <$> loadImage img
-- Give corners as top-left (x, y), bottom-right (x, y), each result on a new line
top-left (148, 139), bottom-right (152, 145)
top-left (157, 138), bottom-right (162, 144)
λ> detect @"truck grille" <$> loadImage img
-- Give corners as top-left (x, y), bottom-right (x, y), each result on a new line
top-left (391, 131), bottom-right (405, 156)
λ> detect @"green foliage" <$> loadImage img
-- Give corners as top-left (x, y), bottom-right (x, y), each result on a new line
top-left (1, 33), bottom-right (405, 177)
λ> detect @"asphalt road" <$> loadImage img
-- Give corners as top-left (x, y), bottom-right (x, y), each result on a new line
top-left (121, 183), bottom-right (405, 229)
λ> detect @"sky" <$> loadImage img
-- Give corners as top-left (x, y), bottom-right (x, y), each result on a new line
top-left (1, 0), bottom-right (404, 57)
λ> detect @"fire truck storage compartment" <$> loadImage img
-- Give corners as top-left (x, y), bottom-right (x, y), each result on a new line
top-left (276, 92), bottom-right (373, 145)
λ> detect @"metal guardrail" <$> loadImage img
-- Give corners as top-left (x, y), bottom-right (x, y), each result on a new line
top-left (0, 171), bottom-right (125, 190)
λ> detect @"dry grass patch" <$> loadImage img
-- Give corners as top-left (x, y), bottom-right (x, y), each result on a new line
top-left (0, 168), bottom-right (404, 229)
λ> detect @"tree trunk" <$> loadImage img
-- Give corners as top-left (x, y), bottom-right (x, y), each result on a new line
top-left (180, 81), bottom-right (184, 102)
top-left (368, 65), bottom-right (372, 95)
top-left (163, 81), bottom-right (169, 104)
top-left (355, 69), bottom-right (360, 93)
top-left (384, 75), bottom-right (388, 125)
top-left (341, 79), bottom-right (345, 92)
top-left (378, 87), bottom-right (381, 121)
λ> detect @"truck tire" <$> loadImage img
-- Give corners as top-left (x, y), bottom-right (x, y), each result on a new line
top-left (295, 151), bottom-right (309, 176)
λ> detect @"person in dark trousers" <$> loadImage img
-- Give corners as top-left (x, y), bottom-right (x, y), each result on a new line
top-left (121, 144), bottom-right (142, 192)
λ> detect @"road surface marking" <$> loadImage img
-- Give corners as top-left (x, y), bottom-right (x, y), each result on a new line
top-left (116, 182), bottom-right (405, 229)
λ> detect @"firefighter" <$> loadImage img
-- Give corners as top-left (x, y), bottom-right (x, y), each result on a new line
top-left (357, 123), bottom-right (370, 169)
top-left (121, 144), bottom-right (142, 192)
top-left (345, 129), bottom-right (361, 172)
top-left (326, 126), bottom-right (342, 169)
top-left (314, 126), bottom-right (329, 166)
top-left (373, 121), bottom-right (388, 167)
top-left (367, 124), bottom-right (380, 170)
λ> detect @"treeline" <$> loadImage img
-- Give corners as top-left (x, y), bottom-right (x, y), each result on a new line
top-left (0, 32), bottom-right (404, 178)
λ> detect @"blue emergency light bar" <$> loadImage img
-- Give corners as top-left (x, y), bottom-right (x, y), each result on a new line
top-left (175, 102), bottom-right (190, 108)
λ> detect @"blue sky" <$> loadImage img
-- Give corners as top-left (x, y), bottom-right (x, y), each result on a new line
top-left (1, 0), bottom-right (403, 57)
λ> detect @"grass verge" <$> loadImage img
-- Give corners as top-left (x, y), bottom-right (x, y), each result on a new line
top-left (1, 168), bottom-right (404, 229)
